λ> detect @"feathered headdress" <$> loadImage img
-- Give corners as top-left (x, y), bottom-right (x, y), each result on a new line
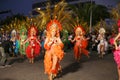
top-left (19, 25), bottom-right (27, 35)
top-left (35, 0), bottom-right (73, 31)
top-left (74, 25), bottom-right (85, 35)
top-left (46, 19), bottom-right (62, 31)
top-left (99, 28), bottom-right (105, 34)
top-left (28, 25), bottom-right (38, 37)
top-left (11, 29), bottom-right (17, 37)
top-left (46, 19), bottom-right (62, 37)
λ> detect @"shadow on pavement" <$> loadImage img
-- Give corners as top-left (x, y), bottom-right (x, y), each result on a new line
top-left (56, 62), bottom-right (82, 78)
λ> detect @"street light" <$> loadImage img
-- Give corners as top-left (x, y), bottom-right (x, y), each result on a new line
top-left (90, 0), bottom-right (92, 33)
top-left (36, 8), bottom-right (41, 11)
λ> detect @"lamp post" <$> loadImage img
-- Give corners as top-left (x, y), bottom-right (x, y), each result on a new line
top-left (90, 0), bottom-right (92, 33)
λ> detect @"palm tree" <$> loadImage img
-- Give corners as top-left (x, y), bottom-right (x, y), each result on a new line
top-left (110, 3), bottom-right (120, 33)
top-left (111, 3), bottom-right (120, 20)
top-left (69, 2), bottom-right (110, 33)
top-left (92, 4), bottom-right (110, 25)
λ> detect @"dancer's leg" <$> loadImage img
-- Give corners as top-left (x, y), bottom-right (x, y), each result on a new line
top-left (118, 67), bottom-right (120, 80)
top-left (100, 44), bottom-right (104, 58)
top-left (49, 55), bottom-right (58, 80)
top-left (51, 55), bottom-right (58, 72)
top-left (31, 48), bottom-right (34, 63)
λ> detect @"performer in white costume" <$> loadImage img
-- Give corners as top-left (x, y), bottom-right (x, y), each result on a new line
top-left (97, 28), bottom-right (107, 58)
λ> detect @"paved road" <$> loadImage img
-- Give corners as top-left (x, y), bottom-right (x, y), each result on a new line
top-left (0, 50), bottom-right (118, 80)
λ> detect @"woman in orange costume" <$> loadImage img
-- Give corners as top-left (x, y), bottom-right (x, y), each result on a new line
top-left (44, 19), bottom-right (64, 80)
top-left (23, 25), bottom-right (41, 64)
top-left (70, 25), bottom-right (89, 61)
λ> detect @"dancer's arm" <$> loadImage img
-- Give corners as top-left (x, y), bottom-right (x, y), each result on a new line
top-left (56, 37), bottom-right (64, 48)
top-left (114, 33), bottom-right (120, 50)
top-left (70, 37), bottom-right (76, 43)
top-left (35, 37), bottom-right (41, 46)
top-left (44, 38), bottom-right (53, 50)
top-left (97, 34), bottom-right (100, 41)
top-left (23, 38), bottom-right (29, 45)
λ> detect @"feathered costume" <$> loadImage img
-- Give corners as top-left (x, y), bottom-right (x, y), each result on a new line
top-left (18, 26), bottom-right (28, 55)
top-left (110, 20), bottom-right (120, 68)
top-left (10, 29), bottom-right (19, 55)
top-left (25, 25), bottom-right (41, 59)
top-left (44, 19), bottom-right (64, 76)
top-left (72, 25), bottom-right (89, 60)
top-left (97, 27), bottom-right (107, 56)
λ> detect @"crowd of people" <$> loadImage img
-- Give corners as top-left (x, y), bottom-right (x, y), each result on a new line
top-left (0, 18), bottom-right (119, 80)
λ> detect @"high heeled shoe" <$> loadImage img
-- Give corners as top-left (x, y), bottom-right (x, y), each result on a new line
top-left (58, 66), bottom-right (62, 73)
top-left (51, 69), bottom-right (57, 79)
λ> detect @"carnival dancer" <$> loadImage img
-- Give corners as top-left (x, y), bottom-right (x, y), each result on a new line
top-left (23, 25), bottom-right (41, 63)
top-left (110, 20), bottom-right (120, 80)
top-left (10, 29), bottom-right (19, 57)
top-left (69, 25), bottom-right (89, 62)
top-left (44, 19), bottom-right (64, 80)
top-left (18, 26), bottom-right (28, 59)
top-left (97, 28), bottom-right (106, 58)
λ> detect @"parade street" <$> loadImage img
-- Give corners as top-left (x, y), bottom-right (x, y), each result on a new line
top-left (0, 0), bottom-right (119, 80)
top-left (0, 50), bottom-right (117, 80)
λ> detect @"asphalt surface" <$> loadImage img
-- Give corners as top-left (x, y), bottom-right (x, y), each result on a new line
top-left (0, 50), bottom-right (118, 80)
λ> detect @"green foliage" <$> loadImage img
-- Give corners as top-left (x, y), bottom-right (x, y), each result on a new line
top-left (111, 3), bottom-right (120, 20)
top-left (110, 3), bottom-right (120, 33)
top-left (0, 14), bottom-right (26, 25)
top-left (69, 2), bottom-right (110, 26)
top-left (92, 5), bottom-right (110, 25)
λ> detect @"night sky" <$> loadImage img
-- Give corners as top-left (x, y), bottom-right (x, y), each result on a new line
top-left (0, 0), bottom-right (119, 19)
top-left (0, 0), bottom-right (33, 19)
